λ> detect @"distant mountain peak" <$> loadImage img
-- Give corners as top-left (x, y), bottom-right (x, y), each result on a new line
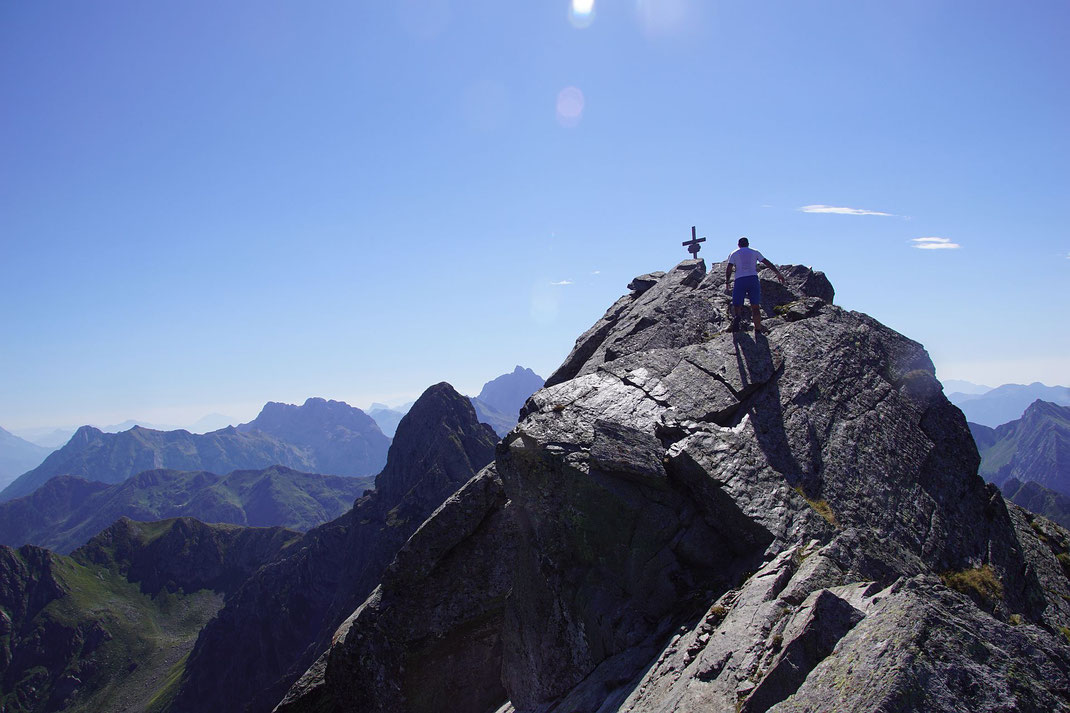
top-left (475, 365), bottom-right (545, 423)
top-left (236, 397), bottom-right (390, 478)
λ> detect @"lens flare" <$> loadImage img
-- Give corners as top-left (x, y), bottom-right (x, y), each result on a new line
top-left (555, 86), bottom-right (585, 128)
top-left (635, 0), bottom-right (688, 37)
top-left (569, 0), bottom-right (596, 28)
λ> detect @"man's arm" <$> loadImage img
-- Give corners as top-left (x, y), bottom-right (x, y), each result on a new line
top-left (725, 263), bottom-right (734, 292)
top-left (761, 258), bottom-right (786, 284)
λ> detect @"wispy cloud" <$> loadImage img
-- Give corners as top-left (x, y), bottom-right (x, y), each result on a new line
top-left (911, 237), bottom-right (961, 250)
top-left (799, 204), bottom-right (894, 216)
top-left (591, 270), bottom-right (601, 275)
top-left (550, 279), bottom-right (573, 286)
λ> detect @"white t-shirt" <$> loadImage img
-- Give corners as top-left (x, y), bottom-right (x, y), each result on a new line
top-left (728, 247), bottom-right (764, 279)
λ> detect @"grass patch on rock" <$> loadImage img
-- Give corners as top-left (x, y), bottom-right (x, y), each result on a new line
top-left (940, 564), bottom-right (1004, 608)
top-left (792, 486), bottom-right (839, 528)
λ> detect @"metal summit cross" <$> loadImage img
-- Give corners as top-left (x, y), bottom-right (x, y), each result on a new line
top-left (682, 226), bottom-right (705, 258)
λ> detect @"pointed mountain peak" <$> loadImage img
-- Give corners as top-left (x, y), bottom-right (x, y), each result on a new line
top-left (374, 382), bottom-right (497, 506)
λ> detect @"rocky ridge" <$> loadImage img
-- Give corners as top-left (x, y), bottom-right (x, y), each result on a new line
top-left (280, 260), bottom-right (1070, 713)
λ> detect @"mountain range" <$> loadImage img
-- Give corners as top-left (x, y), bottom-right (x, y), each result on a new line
top-left (12, 414), bottom-right (238, 449)
top-left (0, 381), bottom-right (494, 713)
top-left (950, 381), bottom-right (1070, 427)
top-left (0, 466), bottom-right (374, 555)
top-left (0, 399), bottom-right (390, 503)
top-left (969, 399), bottom-right (1070, 496)
top-left (168, 382), bottom-right (499, 713)
top-left (0, 425), bottom-right (316, 503)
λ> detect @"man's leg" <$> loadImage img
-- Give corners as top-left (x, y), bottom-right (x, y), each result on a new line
top-left (751, 304), bottom-right (764, 332)
top-left (729, 282), bottom-right (743, 331)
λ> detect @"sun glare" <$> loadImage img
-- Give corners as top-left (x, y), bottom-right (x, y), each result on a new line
top-left (569, 0), bottom-right (596, 29)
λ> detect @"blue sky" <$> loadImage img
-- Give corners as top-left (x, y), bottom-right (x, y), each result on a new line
top-left (2, 0), bottom-right (1067, 431)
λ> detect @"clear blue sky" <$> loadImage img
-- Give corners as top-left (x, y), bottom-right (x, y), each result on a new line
top-left (2, 0), bottom-right (1067, 431)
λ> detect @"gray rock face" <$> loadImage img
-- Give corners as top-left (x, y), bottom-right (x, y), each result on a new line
top-left (277, 465), bottom-right (516, 713)
top-left (278, 261), bottom-right (1070, 713)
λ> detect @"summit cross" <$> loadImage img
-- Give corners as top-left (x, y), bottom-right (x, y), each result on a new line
top-left (682, 226), bottom-right (705, 258)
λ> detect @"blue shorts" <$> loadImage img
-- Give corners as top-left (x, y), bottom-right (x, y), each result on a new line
top-left (732, 275), bottom-right (761, 306)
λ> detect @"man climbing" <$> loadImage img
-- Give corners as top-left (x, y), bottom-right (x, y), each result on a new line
top-left (725, 236), bottom-right (786, 334)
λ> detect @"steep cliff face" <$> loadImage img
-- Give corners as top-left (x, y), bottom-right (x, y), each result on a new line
top-left (282, 260), bottom-right (1070, 713)
top-left (169, 383), bottom-right (498, 713)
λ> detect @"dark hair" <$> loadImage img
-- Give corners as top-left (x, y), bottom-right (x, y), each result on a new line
top-left (738, 237), bottom-right (749, 247)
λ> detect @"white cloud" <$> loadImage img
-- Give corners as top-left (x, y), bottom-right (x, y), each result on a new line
top-left (799, 204), bottom-right (894, 216)
top-left (591, 270), bottom-right (601, 275)
top-left (550, 279), bottom-right (573, 286)
top-left (911, 237), bottom-right (961, 250)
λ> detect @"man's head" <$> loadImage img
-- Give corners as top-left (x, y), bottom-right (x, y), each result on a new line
top-left (738, 237), bottom-right (749, 247)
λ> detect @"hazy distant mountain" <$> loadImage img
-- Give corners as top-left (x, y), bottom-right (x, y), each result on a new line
top-left (100, 418), bottom-right (180, 432)
top-left (13, 426), bottom-right (77, 449)
top-left (238, 397), bottom-right (390, 477)
top-left (188, 412), bottom-right (237, 432)
top-left (0, 466), bottom-right (374, 554)
top-left (950, 381), bottom-right (1070, 427)
top-left (0, 425), bottom-right (317, 502)
top-left (1001, 478), bottom-right (1070, 530)
top-left (468, 398), bottom-right (516, 437)
top-left (942, 379), bottom-right (992, 395)
top-left (970, 400), bottom-right (1070, 496)
top-left (367, 402), bottom-right (412, 438)
top-left (465, 365), bottom-right (545, 437)
top-left (0, 427), bottom-right (52, 490)
top-left (14, 420), bottom-right (176, 449)
top-left (476, 365), bottom-right (545, 419)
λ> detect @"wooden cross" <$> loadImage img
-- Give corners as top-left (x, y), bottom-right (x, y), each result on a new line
top-left (682, 226), bottom-right (705, 258)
